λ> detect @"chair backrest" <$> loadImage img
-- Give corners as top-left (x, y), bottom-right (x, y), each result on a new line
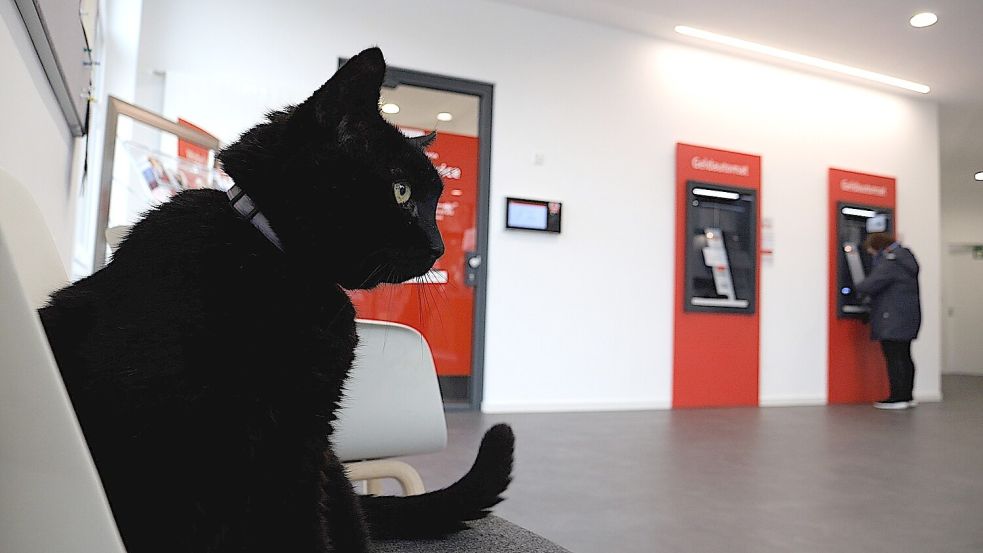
top-left (0, 167), bottom-right (69, 308)
top-left (334, 320), bottom-right (448, 461)
top-left (0, 228), bottom-right (128, 553)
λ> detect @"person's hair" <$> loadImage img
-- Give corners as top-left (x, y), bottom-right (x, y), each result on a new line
top-left (864, 232), bottom-right (895, 252)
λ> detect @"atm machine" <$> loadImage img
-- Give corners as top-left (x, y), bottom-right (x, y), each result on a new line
top-left (673, 144), bottom-right (761, 408)
top-left (836, 204), bottom-right (893, 318)
top-left (827, 168), bottom-right (897, 404)
top-left (684, 181), bottom-right (757, 314)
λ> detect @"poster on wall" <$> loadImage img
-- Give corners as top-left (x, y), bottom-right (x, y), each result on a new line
top-left (673, 143), bottom-right (762, 409)
top-left (176, 119), bottom-right (214, 189)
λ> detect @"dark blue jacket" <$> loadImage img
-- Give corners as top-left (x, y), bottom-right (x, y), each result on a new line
top-left (856, 244), bottom-right (921, 341)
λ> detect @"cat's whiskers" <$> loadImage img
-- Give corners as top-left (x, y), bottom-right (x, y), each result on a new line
top-left (419, 270), bottom-right (448, 341)
top-left (428, 269), bottom-right (449, 302)
top-left (416, 283), bottom-right (425, 337)
top-left (417, 280), bottom-right (426, 361)
top-left (381, 266), bottom-right (399, 352)
top-left (358, 262), bottom-right (386, 289)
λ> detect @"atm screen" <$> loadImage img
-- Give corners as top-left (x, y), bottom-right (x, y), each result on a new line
top-left (684, 181), bottom-right (757, 314)
top-left (836, 202), bottom-right (893, 318)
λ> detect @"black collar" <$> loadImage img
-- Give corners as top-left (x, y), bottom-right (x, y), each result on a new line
top-left (227, 185), bottom-right (284, 252)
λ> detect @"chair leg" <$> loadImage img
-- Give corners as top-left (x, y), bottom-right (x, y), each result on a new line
top-left (365, 478), bottom-right (385, 496)
top-left (345, 460), bottom-right (426, 496)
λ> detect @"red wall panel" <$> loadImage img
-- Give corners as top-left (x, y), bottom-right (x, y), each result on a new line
top-left (673, 143), bottom-right (762, 408)
top-left (827, 168), bottom-right (897, 404)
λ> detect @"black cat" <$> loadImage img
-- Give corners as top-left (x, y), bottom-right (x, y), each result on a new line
top-left (39, 47), bottom-right (513, 552)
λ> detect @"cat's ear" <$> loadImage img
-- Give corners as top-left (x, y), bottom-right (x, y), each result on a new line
top-left (302, 47), bottom-right (386, 128)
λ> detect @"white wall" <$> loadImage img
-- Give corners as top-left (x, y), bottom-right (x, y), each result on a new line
top-left (134, 0), bottom-right (943, 409)
top-left (71, 0), bottom-right (147, 278)
top-left (942, 246), bottom-right (983, 375)
top-left (940, 106), bottom-right (983, 375)
top-left (0, 0), bottom-right (80, 271)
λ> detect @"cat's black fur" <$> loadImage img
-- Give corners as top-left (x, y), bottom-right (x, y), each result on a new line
top-left (39, 47), bottom-right (513, 552)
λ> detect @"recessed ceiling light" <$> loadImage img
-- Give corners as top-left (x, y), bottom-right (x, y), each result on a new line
top-left (436, 112), bottom-right (453, 122)
top-left (909, 12), bottom-right (938, 28)
top-left (381, 103), bottom-right (400, 114)
top-left (975, 171), bottom-right (983, 181)
top-left (674, 25), bottom-right (931, 94)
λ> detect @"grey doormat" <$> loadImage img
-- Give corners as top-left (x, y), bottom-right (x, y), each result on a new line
top-left (371, 516), bottom-right (570, 552)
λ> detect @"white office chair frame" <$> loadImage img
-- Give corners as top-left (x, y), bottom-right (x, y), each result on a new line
top-left (337, 319), bottom-right (448, 496)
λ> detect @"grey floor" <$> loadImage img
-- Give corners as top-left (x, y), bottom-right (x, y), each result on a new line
top-left (395, 376), bottom-right (983, 553)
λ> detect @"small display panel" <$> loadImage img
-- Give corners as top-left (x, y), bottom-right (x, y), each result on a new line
top-left (505, 197), bottom-right (561, 233)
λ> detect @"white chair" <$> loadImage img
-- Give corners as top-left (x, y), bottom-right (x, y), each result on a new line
top-left (337, 320), bottom-right (448, 495)
top-left (0, 168), bottom-right (443, 552)
top-left (0, 169), bottom-right (127, 553)
top-left (0, 167), bottom-right (68, 307)
top-left (0, 167), bottom-right (568, 553)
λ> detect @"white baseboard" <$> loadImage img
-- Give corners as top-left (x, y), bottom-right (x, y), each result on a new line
top-left (481, 399), bottom-right (671, 414)
top-left (759, 396), bottom-right (828, 407)
top-left (759, 391), bottom-right (944, 406)
top-left (914, 390), bottom-right (943, 402)
top-left (483, 392), bottom-right (945, 413)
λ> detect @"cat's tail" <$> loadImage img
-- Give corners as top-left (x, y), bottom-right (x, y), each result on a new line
top-left (358, 423), bottom-right (514, 540)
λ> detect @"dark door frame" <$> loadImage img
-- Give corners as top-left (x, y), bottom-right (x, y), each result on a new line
top-left (339, 58), bottom-right (494, 411)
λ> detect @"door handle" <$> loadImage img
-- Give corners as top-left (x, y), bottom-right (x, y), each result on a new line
top-left (465, 252), bottom-right (481, 287)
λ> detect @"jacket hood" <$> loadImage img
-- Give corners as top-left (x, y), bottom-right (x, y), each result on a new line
top-left (891, 246), bottom-right (920, 278)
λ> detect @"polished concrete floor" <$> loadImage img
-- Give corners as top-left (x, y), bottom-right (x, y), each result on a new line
top-left (395, 376), bottom-right (983, 553)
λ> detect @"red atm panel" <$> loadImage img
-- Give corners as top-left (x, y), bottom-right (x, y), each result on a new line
top-left (673, 144), bottom-right (762, 408)
top-left (827, 168), bottom-right (897, 404)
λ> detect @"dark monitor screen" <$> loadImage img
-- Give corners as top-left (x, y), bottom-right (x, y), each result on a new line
top-left (684, 181), bottom-right (757, 314)
top-left (836, 202), bottom-right (893, 318)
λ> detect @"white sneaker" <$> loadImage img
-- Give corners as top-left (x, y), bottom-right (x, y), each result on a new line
top-left (873, 400), bottom-right (911, 410)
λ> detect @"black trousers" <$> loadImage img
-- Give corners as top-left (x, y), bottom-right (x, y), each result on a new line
top-left (880, 340), bottom-right (915, 401)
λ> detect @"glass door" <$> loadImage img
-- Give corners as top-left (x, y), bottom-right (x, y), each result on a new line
top-left (344, 65), bottom-right (492, 409)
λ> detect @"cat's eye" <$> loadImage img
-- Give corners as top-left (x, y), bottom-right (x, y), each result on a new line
top-left (393, 182), bottom-right (412, 204)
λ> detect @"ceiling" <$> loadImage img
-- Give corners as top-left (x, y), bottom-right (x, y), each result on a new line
top-left (380, 84), bottom-right (479, 136)
top-left (491, 0), bottom-right (983, 186)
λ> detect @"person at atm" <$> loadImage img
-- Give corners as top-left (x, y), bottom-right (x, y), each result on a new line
top-left (856, 232), bottom-right (922, 410)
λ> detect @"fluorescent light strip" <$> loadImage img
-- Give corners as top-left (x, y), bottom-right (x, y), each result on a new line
top-left (841, 207), bottom-right (878, 218)
top-left (674, 25), bottom-right (930, 94)
top-left (975, 171), bottom-right (983, 181)
top-left (693, 187), bottom-right (740, 200)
